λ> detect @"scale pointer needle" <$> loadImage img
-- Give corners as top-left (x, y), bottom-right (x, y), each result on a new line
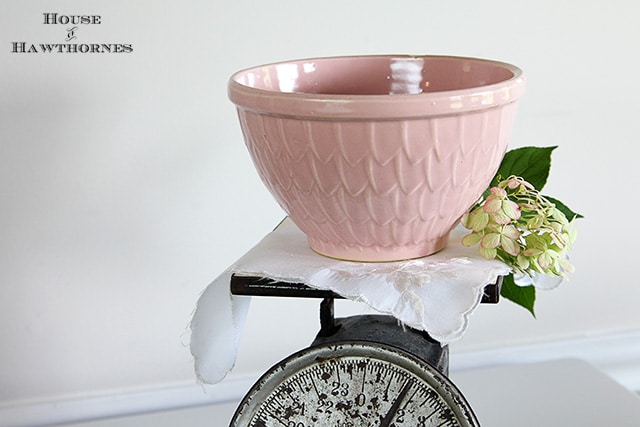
top-left (379, 381), bottom-right (412, 427)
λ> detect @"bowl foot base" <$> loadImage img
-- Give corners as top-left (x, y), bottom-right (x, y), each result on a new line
top-left (308, 234), bottom-right (450, 263)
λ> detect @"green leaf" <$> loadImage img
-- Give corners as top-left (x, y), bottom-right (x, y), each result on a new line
top-left (545, 196), bottom-right (584, 221)
top-left (493, 146), bottom-right (557, 191)
top-left (500, 274), bottom-right (536, 317)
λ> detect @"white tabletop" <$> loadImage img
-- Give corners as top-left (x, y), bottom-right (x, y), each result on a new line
top-left (451, 359), bottom-right (640, 427)
top-left (60, 359), bottom-right (640, 427)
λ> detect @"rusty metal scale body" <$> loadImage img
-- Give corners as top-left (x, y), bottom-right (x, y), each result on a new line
top-left (228, 275), bottom-right (502, 427)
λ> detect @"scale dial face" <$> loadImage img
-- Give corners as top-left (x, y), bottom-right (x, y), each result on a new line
top-left (230, 341), bottom-right (479, 427)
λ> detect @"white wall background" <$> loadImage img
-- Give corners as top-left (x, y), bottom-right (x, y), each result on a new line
top-left (1, 0), bottom-right (639, 423)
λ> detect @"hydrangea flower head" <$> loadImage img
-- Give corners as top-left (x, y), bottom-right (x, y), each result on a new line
top-left (462, 175), bottom-right (577, 279)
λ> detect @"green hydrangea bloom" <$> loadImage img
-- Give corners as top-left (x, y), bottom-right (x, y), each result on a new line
top-left (461, 176), bottom-right (576, 278)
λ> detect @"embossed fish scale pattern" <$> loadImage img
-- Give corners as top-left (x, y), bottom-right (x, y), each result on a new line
top-left (239, 103), bottom-right (517, 260)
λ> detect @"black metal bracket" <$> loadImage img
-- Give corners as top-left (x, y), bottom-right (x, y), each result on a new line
top-left (231, 275), bottom-right (341, 299)
top-left (230, 274), bottom-right (503, 303)
top-left (230, 274), bottom-right (503, 340)
top-left (319, 297), bottom-right (338, 337)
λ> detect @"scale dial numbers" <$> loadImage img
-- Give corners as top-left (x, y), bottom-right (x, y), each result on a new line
top-left (230, 342), bottom-right (479, 427)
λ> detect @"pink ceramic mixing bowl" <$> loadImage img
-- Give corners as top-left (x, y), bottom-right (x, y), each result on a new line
top-left (228, 55), bottom-right (525, 261)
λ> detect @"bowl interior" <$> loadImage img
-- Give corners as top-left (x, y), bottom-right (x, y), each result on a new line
top-left (233, 56), bottom-right (516, 96)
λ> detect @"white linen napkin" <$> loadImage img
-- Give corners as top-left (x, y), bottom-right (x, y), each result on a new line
top-left (190, 218), bottom-right (510, 384)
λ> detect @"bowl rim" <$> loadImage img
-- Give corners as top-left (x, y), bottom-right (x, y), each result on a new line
top-left (228, 54), bottom-right (525, 119)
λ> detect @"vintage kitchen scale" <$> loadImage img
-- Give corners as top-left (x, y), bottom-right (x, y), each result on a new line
top-left (221, 54), bottom-right (524, 426)
top-left (227, 272), bottom-right (502, 426)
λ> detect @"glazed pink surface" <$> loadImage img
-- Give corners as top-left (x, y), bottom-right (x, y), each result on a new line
top-left (229, 55), bottom-right (525, 261)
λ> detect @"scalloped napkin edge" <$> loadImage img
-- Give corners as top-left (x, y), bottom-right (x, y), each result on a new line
top-left (189, 219), bottom-right (510, 384)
